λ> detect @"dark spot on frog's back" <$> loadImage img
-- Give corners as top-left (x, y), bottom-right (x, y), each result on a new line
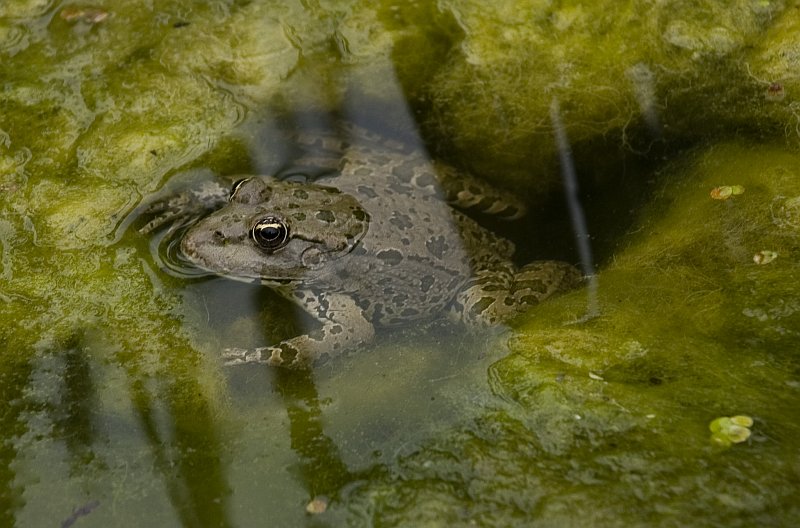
top-left (426, 235), bottom-right (449, 259)
top-left (292, 212), bottom-right (306, 221)
top-left (293, 189), bottom-right (309, 200)
top-left (391, 162), bottom-right (414, 182)
top-left (389, 181), bottom-right (413, 195)
top-left (415, 171), bottom-right (436, 189)
top-left (389, 212), bottom-right (412, 230)
top-left (470, 297), bottom-right (495, 317)
top-left (376, 249), bottom-right (403, 265)
top-left (316, 210), bottom-right (336, 223)
top-left (357, 185), bottom-right (378, 198)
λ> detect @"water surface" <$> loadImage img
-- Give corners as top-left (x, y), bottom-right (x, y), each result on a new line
top-left (1, 1), bottom-right (799, 526)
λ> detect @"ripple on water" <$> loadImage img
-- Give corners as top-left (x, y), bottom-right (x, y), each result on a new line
top-left (0, 24), bottom-right (27, 55)
top-left (149, 223), bottom-right (215, 280)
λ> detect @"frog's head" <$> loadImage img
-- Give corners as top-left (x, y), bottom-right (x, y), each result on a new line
top-left (180, 177), bottom-right (370, 283)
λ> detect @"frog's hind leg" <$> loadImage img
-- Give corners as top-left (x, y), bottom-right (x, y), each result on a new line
top-left (454, 260), bottom-right (583, 327)
top-left (434, 162), bottom-right (528, 220)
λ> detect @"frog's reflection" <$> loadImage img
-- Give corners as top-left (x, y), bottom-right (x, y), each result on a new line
top-left (0, 355), bottom-right (31, 527)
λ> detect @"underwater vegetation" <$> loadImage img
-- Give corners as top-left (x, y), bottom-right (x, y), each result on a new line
top-left (1, 0), bottom-right (799, 525)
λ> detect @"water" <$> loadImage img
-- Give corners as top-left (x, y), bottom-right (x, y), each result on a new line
top-left (2, 1), bottom-right (800, 526)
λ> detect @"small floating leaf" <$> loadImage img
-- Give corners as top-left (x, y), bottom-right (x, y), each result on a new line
top-left (730, 415), bottom-right (754, 427)
top-left (709, 417), bottom-right (731, 434)
top-left (726, 425), bottom-right (752, 443)
top-left (306, 497), bottom-right (328, 515)
top-left (710, 185), bottom-right (744, 200)
top-left (753, 250), bottom-right (778, 265)
top-left (765, 82), bottom-right (786, 102)
top-left (710, 187), bottom-right (732, 200)
top-left (60, 7), bottom-right (109, 24)
top-left (709, 415), bottom-right (753, 448)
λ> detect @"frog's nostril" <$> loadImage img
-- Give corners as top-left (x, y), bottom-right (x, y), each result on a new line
top-left (213, 230), bottom-right (225, 241)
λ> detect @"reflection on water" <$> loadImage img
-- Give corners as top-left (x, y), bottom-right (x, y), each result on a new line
top-left (4, 330), bottom-right (235, 526)
top-left (549, 98), bottom-right (599, 321)
top-left (0, 356), bottom-right (31, 528)
top-left (129, 375), bottom-right (231, 527)
top-left (272, 368), bottom-right (384, 503)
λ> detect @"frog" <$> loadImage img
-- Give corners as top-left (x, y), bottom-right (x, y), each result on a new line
top-left (149, 122), bottom-right (581, 368)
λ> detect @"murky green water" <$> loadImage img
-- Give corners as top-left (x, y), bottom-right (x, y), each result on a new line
top-left (2, 0), bottom-right (800, 526)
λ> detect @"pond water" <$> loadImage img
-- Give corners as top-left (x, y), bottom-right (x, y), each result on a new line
top-left (2, 1), bottom-right (800, 526)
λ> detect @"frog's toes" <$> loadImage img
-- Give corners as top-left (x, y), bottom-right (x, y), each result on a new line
top-left (221, 347), bottom-right (271, 366)
top-left (513, 260), bottom-right (583, 301)
top-left (222, 346), bottom-right (299, 367)
top-left (222, 347), bottom-right (256, 365)
top-left (455, 260), bottom-right (583, 326)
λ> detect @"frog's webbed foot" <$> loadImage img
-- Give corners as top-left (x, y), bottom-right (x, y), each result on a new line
top-left (222, 292), bottom-right (375, 369)
top-left (221, 339), bottom-right (342, 370)
top-left (137, 176), bottom-right (230, 235)
top-left (222, 344), bottom-right (315, 368)
top-left (222, 346), bottom-right (281, 366)
top-left (455, 260), bottom-right (583, 326)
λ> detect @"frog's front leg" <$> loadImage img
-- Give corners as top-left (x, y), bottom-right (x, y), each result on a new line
top-left (138, 178), bottom-right (230, 235)
top-left (222, 291), bottom-right (375, 369)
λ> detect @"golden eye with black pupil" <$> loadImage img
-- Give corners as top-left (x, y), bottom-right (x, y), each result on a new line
top-left (251, 216), bottom-right (289, 251)
top-left (229, 178), bottom-right (251, 201)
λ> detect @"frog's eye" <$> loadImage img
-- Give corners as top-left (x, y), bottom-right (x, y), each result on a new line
top-left (229, 178), bottom-right (251, 202)
top-left (251, 216), bottom-right (289, 251)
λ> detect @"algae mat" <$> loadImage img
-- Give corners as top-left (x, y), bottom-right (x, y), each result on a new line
top-left (1, 1), bottom-right (799, 526)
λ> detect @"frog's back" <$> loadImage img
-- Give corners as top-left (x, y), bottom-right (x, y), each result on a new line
top-left (289, 124), bottom-right (519, 325)
top-left (291, 123), bottom-right (526, 220)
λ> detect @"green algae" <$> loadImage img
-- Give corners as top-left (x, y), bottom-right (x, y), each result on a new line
top-left (399, 0), bottom-right (800, 199)
top-left (1, 0), bottom-right (800, 526)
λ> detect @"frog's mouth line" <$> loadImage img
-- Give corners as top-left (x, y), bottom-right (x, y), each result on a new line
top-left (261, 278), bottom-right (294, 286)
